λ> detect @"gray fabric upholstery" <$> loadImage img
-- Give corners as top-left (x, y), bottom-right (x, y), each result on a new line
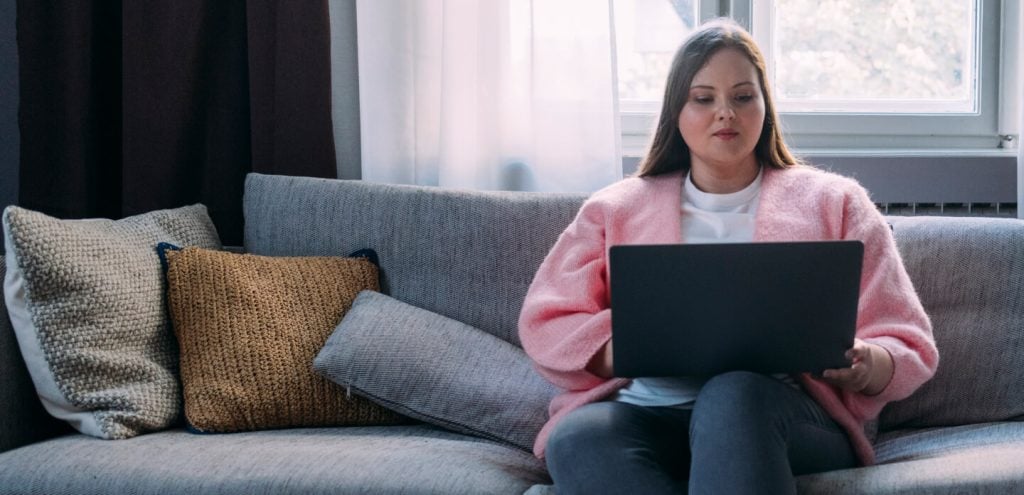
top-left (526, 423), bottom-right (1024, 495)
top-left (314, 290), bottom-right (559, 451)
top-left (874, 422), bottom-right (1024, 464)
top-left (881, 216), bottom-right (1024, 430)
top-left (0, 262), bottom-right (71, 454)
top-left (2, 175), bottom-right (1021, 494)
top-left (243, 173), bottom-right (586, 346)
top-left (0, 425), bottom-right (549, 495)
top-left (796, 423), bottom-right (1024, 494)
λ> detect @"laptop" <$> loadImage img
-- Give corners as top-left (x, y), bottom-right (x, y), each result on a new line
top-left (609, 241), bottom-right (863, 378)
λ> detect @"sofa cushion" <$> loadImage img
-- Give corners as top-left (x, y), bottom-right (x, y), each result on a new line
top-left (243, 173), bottom-right (587, 346)
top-left (162, 246), bottom-right (405, 432)
top-left (874, 422), bottom-right (1024, 464)
top-left (796, 422), bottom-right (1024, 494)
top-left (2, 205), bottom-right (221, 440)
top-left (313, 291), bottom-right (559, 451)
top-left (881, 217), bottom-right (1024, 430)
top-left (525, 423), bottom-right (1024, 495)
top-left (0, 426), bottom-right (550, 495)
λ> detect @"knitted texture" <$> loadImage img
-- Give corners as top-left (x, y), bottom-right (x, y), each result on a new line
top-left (164, 247), bottom-right (405, 431)
top-left (2, 204), bottom-right (222, 439)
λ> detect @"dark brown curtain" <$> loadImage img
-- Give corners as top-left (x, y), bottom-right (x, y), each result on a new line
top-left (16, 0), bottom-right (336, 245)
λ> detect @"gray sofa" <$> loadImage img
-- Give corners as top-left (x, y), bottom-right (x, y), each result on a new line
top-left (1, 172), bottom-right (1023, 494)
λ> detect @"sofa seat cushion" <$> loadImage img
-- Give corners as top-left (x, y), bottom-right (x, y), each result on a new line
top-left (524, 422), bottom-right (1024, 495)
top-left (874, 422), bottom-right (1024, 464)
top-left (795, 422), bottom-right (1024, 494)
top-left (0, 425), bottom-right (550, 495)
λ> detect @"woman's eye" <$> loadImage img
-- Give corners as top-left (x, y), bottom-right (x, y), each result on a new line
top-left (735, 94), bottom-right (754, 103)
top-left (693, 96), bottom-right (713, 104)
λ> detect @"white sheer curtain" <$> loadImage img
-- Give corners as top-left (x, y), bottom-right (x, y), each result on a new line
top-left (1017, 2), bottom-right (1024, 219)
top-left (355, 0), bottom-right (622, 192)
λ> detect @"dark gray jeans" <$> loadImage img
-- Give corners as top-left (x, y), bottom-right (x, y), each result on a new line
top-left (545, 371), bottom-right (858, 495)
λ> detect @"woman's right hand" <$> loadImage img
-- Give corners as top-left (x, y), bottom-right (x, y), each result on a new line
top-left (586, 340), bottom-right (614, 378)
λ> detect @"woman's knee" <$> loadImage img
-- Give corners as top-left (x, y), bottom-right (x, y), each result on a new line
top-left (547, 401), bottom-right (658, 461)
top-left (548, 403), bottom-right (623, 456)
top-left (691, 371), bottom-right (785, 429)
top-left (547, 402), bottom-right (689, 494)
top-left (698, 371), bottom-right (778, 405)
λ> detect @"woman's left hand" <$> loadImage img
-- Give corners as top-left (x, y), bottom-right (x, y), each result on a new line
top-left (820, 339), bottom-right (894, 396)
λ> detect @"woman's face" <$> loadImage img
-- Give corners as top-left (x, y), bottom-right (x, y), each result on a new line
top-left (677, 48), bottom-right (765, 191)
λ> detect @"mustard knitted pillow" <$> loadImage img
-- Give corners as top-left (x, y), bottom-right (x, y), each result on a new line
top-left (162, 246), bottom-right (405, 432)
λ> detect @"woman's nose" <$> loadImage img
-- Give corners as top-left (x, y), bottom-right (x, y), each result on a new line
top-left (717, 104), bottom-right (736, 121)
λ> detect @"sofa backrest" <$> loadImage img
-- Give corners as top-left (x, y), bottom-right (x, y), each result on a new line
top-left (243, 173), bottom-right (586, 347)
top-left (243, 174), bottom-right (1024, 430)
top-left (880, 216), bottom-right (1024, 431)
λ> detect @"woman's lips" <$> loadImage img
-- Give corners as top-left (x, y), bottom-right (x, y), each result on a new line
top-left (713, 129), bottom-right (738, 140)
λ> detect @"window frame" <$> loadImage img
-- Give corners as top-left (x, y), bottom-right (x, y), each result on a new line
top-left (618, 0), bottom-right (1020, 156)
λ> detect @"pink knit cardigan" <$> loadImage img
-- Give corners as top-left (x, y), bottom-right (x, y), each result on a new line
top-left (518, 165), bottom-right (938, 466)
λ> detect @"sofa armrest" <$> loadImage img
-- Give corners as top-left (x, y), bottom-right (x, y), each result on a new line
top-left (0, 261), bottom-right (71, 453)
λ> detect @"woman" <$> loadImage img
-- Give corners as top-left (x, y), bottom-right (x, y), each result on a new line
top-left (518, 19), bottom-right (938, 495)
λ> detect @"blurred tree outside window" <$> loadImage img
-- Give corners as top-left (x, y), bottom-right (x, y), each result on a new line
top-left (772, 0), bottom-right (975, 113)
top-left (615, 0), bottom-right (978, 114)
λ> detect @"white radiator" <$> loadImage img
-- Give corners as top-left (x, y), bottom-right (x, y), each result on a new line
top-left (876, 202), bottom-right (1018, 217)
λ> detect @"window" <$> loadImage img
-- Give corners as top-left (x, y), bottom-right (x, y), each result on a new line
top-left (614, 0), bottom-right (698, 107)
top-left (615, 0), bottom-right (1019, 155)
top-left (765, 0), bottom-right (976, 114)
top-left (615, 0), bottom-right (699, 155)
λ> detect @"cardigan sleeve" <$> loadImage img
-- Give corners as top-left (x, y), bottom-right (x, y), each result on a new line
top-left (518, 198), bottom-right (614, 392)
top-left (834, 182), bottom-right (940, 421)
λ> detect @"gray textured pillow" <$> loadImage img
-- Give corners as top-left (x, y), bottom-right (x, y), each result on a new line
top-left (313, 290), bottom-right (558, 451)
top-left (2, 205), bottom-right (221, 439)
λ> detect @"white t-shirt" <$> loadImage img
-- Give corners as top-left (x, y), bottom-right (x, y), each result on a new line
top-left (614, 167), bottom-right (796, 407)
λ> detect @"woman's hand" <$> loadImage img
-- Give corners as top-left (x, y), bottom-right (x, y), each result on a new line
top-left (586, 340), bottom-right (614, 378)
top-left (821, 339), bottom-right (894, 396)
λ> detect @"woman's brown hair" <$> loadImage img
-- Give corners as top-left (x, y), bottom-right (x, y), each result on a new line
top-left (636, 18), bottom-right (800, 177)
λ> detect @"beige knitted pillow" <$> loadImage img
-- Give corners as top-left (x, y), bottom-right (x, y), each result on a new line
top-left (163, 246), bottom-right (405, 432)
top-left (2, 204), bottom-right (221, 440)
